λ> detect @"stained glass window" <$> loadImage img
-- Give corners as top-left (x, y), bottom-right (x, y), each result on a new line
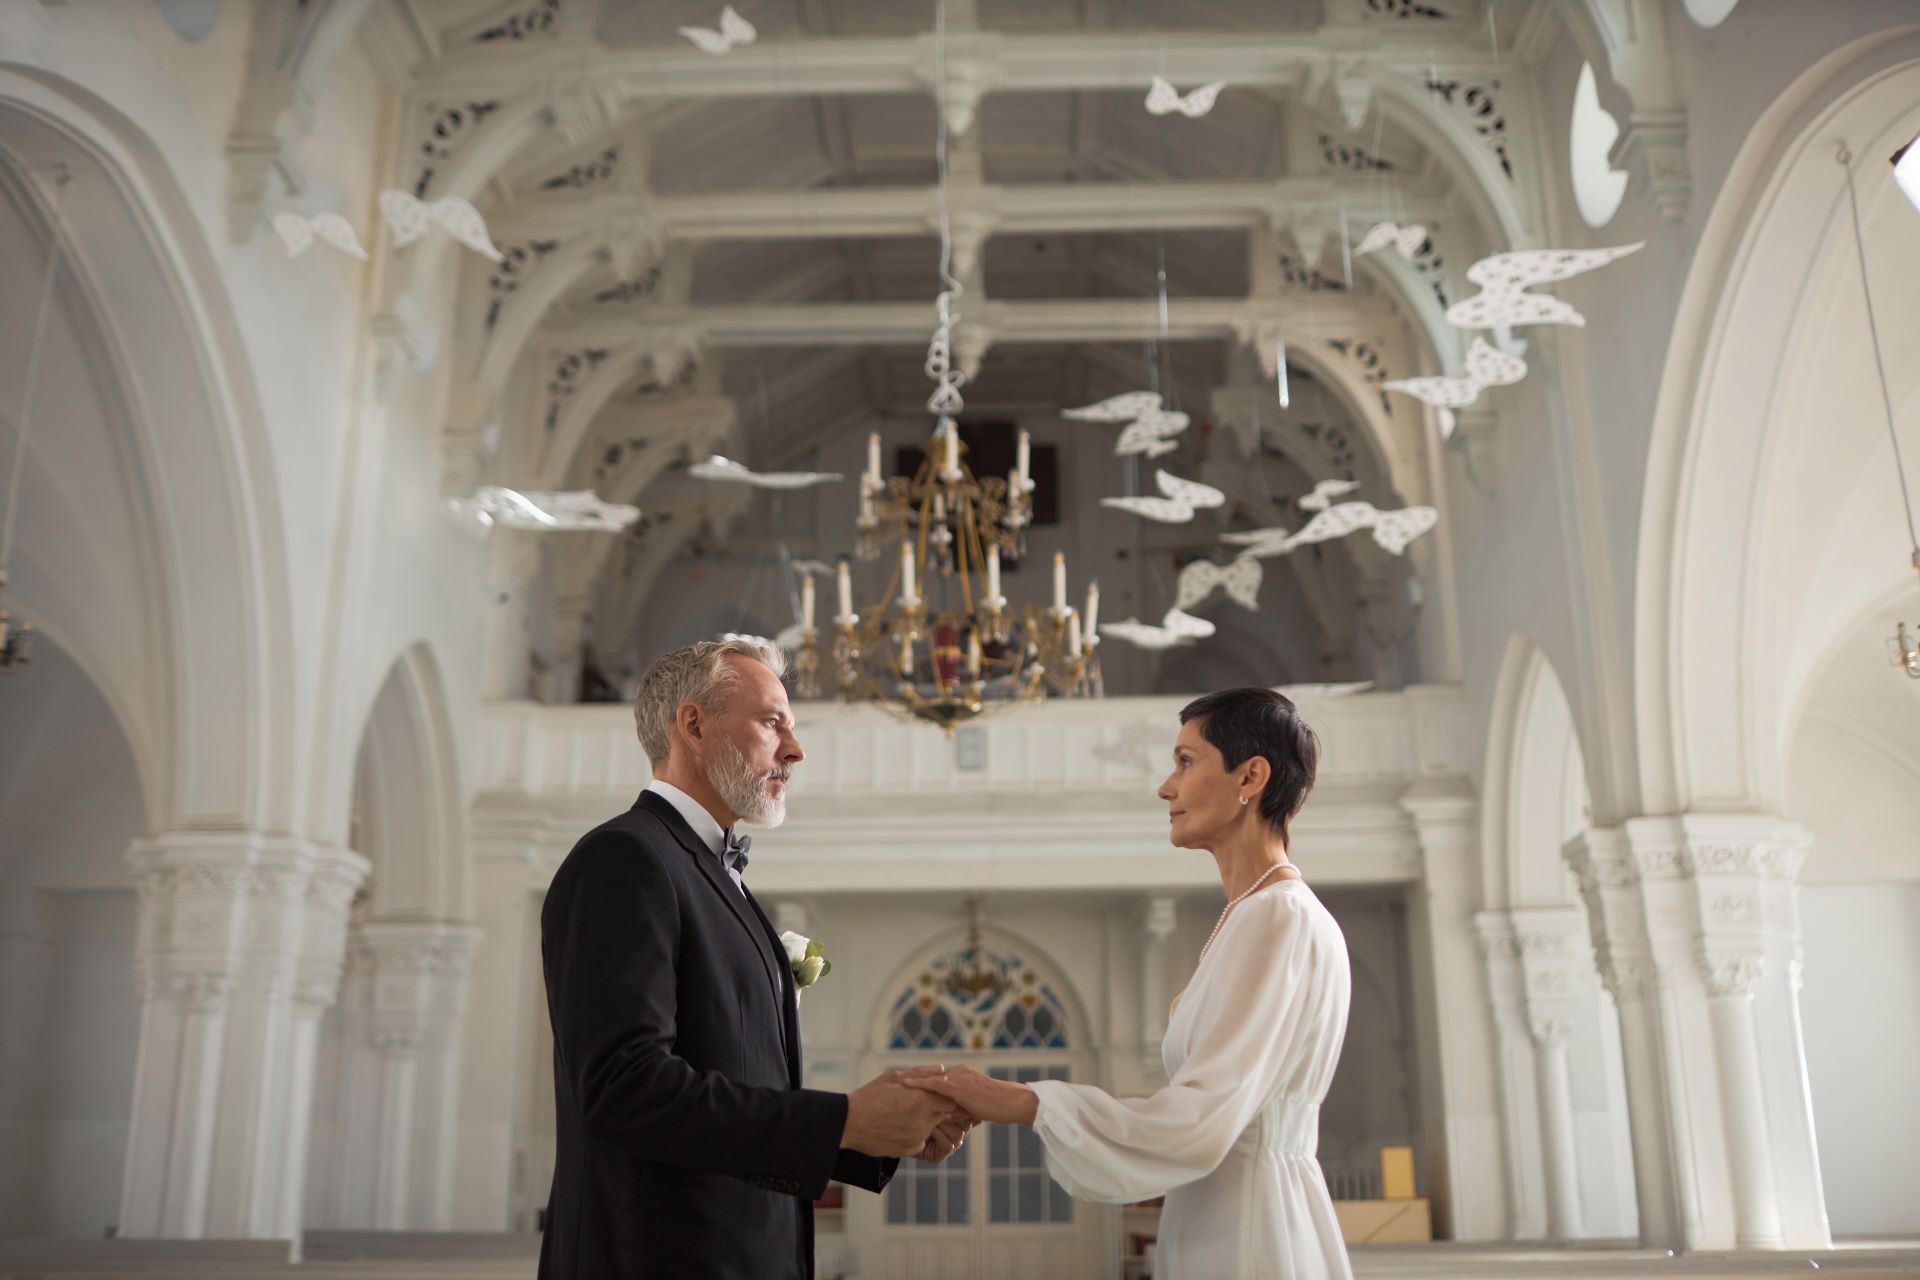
top-left (884, 944), bottom-right (1072, 1052)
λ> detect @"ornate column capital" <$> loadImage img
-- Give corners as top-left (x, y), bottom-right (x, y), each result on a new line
top-left (1697, 953), bottom-right (1765, 999)
top-left (1529, 1016), bottom-right (1573, 1049)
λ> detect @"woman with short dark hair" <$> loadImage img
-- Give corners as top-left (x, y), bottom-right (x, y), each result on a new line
top-left (910, 688), bottom-right (1355, 1279)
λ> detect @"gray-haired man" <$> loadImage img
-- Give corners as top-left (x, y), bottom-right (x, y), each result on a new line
top-left (538, 639), bottom-right (967, 1279)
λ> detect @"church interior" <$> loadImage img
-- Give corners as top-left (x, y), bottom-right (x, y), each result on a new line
top-left (1, 0), bottom-right (1918, 1276)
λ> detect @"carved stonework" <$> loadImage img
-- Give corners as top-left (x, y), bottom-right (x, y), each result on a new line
top-left (1423, 76), bottom-right (1513, 181)
top-left (1276, 252), bottom-right (1347, 293)
top-left (1318, 131), bottom-right (1394, 173)
top-left (592, 263), bottom-right (665, 307)
top-left (1597, 954), bottom-right (1660, 1003)
top-left (1366, 0), bottom-right (1451, 18)
top-left (485, 239), bottom-right (562, 331)
top-left (540, 149), bottom-right (618, 192)
top-left (1323, 336), bottom-right (1394, 416)
top-left (1612, 111), bottom-right (1691, 222)
top-left (173, 973), bottom-right (237, 1014)
top-left (469, 0), bottom-right (560, 44)
top-left (412, 100), bottom-right (501, 198)
top-left (372, 1026), bottom-right (429, 1056)
top-left (1699, 955), bottom-right (1764, 999)
top-left (1708, 893), bottom-right (1754, 926)
top-left (1682, 843), bottom-right (1806, 882)
top-left (1529, 1016), bottom-right (1572, 1048)
top-left (543, 347), bottom-right (611, 432)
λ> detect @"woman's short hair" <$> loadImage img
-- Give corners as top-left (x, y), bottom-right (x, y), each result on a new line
top-left (633, 639), bottom-right (786, 766)
top-left (1178, 687), bottom-right (1321, 843)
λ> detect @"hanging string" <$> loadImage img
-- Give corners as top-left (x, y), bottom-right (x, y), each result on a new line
top-left (1837, 141), bottom-right (1920, 559)
top-left (1, 167), bottom-right (69, 584)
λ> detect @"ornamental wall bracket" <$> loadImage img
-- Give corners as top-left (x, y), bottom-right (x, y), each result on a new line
top-left (545, 73), bottom-right (623, 149)
top-left (919, 52), bottom-right (1004, 137)
top-left (1610, 109), bottom-right (1691, 221)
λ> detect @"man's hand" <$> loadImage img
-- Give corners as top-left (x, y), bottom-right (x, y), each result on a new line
top-left (843, 1066), bottom-right (964, 1158)
top-left (916, 1113), bottom-right (977, 1164)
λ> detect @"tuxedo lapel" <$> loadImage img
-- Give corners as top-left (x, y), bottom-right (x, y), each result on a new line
top-left (633, 792), bottom-right (785, 1010)
top-left (741, 885), bottom-right (803, 1087)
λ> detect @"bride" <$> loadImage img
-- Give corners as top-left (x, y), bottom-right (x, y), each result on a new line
top-left (911, 688), bottom-right (1354, 1279)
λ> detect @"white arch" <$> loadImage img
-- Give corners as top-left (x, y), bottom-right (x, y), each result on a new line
top-left (1480, 637), bottom-right (1591, 912)
top-left (0, 67), bottom-right (295, 831)
top-left (1634, 31), bottom-right (1920, 814)
top-left (349, 642), bottom-right (471, 920)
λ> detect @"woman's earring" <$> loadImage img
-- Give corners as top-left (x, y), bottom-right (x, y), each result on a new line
top-left (1239, 796), bottom-right (1249, 806)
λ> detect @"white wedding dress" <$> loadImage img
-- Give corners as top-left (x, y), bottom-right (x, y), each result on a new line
top-left (1028, 880), bottom-right (1353, 1279)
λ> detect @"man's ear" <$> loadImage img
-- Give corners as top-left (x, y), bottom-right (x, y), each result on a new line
top-left (674, 700), bottom-right (705, 750)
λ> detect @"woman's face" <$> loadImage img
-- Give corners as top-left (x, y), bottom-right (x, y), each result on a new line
top-left (1157, 717), bottom-right (1245, 849)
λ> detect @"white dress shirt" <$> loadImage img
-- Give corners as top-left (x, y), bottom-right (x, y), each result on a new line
top-left (644, 779), bottom-right (746, 895)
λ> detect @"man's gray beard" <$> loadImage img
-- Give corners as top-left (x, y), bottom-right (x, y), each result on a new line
top-left (709, 738), bottom-right (789, 828)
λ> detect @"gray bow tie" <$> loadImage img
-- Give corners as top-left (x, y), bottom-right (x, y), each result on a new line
top-left (721, 829), bottom-right (751, 876)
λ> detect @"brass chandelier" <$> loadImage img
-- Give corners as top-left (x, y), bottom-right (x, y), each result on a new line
top-left (790, 417), bottom-right (1101, 731)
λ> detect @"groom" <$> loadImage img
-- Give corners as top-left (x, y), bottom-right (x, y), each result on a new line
top-left (539, 639), bottom-right (966, 1279)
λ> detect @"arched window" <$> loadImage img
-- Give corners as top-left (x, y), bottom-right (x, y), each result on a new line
top-left (885, 942), bottom-right (1072, 1052)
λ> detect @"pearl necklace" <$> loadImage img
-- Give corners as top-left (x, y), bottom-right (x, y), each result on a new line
top-left (1198, 863), bottom-right (1292, 966)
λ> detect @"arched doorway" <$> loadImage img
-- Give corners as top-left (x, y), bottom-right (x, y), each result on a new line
top-left (849, 925), bottom-right (1102, 1278)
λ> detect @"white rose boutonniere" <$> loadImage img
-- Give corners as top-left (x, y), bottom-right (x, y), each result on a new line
top-left (780, 930), bottom-right (831, 989)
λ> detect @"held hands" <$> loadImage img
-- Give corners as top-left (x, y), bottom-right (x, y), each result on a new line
top-left (843, 1065), bottom-right (978, 1161)
top-left (903, 1064), bottom-right (1040, 1126)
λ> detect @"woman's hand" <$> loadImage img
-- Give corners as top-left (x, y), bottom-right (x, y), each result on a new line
top-left (905, 1064), bottom-right (1040, 1126)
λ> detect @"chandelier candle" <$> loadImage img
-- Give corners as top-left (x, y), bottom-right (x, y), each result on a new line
top-left (900, 543), bottom-right (919, 608)
top-left (1085, 582), bottom-right (1100, 641)
top-left (868, 432), bottom-right (882, 484)
top-left (836, 560), bottom-right (854, 623)
top-left (800, 574), bottom-right (815, 632)
top-left (1053, 553), bottom-right (1069, 613)
top-left (986, 545), bottom-right (1002, 604)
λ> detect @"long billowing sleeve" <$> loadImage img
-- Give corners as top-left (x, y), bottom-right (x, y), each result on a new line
top-left (1027, 888), bottom-right (1336, 1204)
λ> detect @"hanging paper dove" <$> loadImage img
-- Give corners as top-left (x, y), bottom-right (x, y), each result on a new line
top-left (1175, 555), bottom-right (1263, 612)
top-left (450, 486), bottom-right (640, 531)
top-left (1445, 243), bottom-right (1644, 329)
top-left (788, 559), bottom-right (837, 579)
top-left (1219, 525), bottom-right (1295, 559)
top-left (1102, 470), bottom-right (1227, 524)
top-left (1298, 478), bottom-right (1363, 512)
top-left (690, 455), bottom-right (845, 489)
top-left (1382, 337), bottom-right (1528, 437)
top-left (679, 5), bottom-right (756, 54)
top-left (272, 210), bottom-right (369, 260)
top-left (1354, 221), bottom-right (1428, 260)
top-left (1100, 606), bottom-right (1218, 650)
top-left (1145, 77), bottom-right (1226, 118)
top-left (1288, 501), bottom-right (1439, 555)
top-left (378, 189), bottom-right (505, 262)
top-left (1064, 391), bottom-right (1166, 422)
top-left (1064, 390), bottom-right (1193, 459)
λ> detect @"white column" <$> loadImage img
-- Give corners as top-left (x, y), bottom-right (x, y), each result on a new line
top-left (119, 835), bottom-right (366, 1242)
top-left (1699, 956), bottom-right (1781, 1248)
top-left (1566, 816), bottom-right (1828, 1252)
top-left (1529, 1017), bottom-right (1584, 1241)
top-left (372, 1029), bottom-right (423, 1230)
top-left (1401, 782), bottom-right (1505, 1240)
top-left (1139, 897), bottom-right (1177, 1075)
top-left (358, 919), bottom-right (483, 1231)
top-left (1473, 912), bottom-right (1540, 1240)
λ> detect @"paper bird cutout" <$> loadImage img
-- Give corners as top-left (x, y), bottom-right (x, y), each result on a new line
top-left (690, 455), bottom-right (844, 490)
top-left (1382, 337), bottom-right (1528, 437)
top-left (788, 559), bottom-right (837, 578)
top-left (1065, 390), bottom-right (1193, 459)
top-left (1100, 607), bottom-right (1218, 650)
top-left (1102, 470), bottom-right (1227, 524)
top-left (1145, 77), bottom-right (1226, 118)
top-left (451, 486), bottom-right (640, 532)
top-left (1221, 501), bottom-right (1438, 558)
top-left (1298, 478), bottom-right (1363, 512)
top-left (723, 624), bottom-right (810, 651)
top-left (680, 5), bottom-right (756, 54)
top-left (1354, 221), bottom-right (1428, 260)
top-left (272, 211), bottom-right (368, 260)
top-left (378, 189), bottom-right (505, 262)
top-left (1175, 555), bottom-right (1263, 612)
top-left (1445, 243), bottom-right (1644, 329)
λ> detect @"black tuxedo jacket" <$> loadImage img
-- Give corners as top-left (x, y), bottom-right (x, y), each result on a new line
top-left (538, 790), bottom-right (895, 1279)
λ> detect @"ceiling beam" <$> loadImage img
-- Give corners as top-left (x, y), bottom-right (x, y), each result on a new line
top-left (412, 29), bottom-right (1500, 101)
top-left (540, 294), bottom-right (1401, 349)
top-left (490, 177), bottom-right (1453, 243)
